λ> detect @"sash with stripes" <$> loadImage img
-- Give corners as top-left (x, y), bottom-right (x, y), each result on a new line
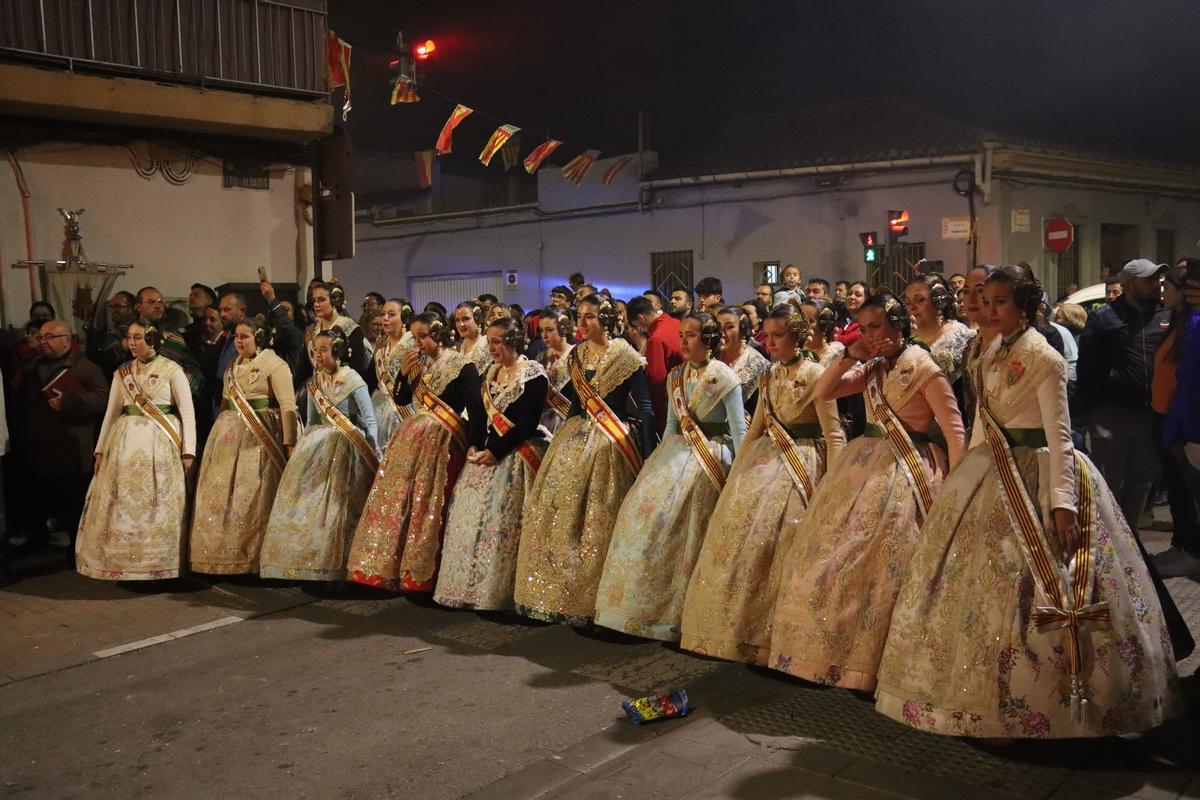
top-left (480, 379), bottom-right (542, 473)
top-left (760, 373), bottom-right (821, 506)
top-left (975, 364), bottom-right (1106, 724)
top-left (668, 366), bottom-right (727, 491)
top-left (545, 383), bottom-right (571, 419)
top-left (864, 358), bottom-right (934, 520)
top-left (225, 362), bottom-right (287, 473)
top-left (412, 372), bottom-right (469, 454)
top-left (375, 339), bottom-right (414, 421)
top-left (118, 363), bottom-right (183, 452)
top-left (568, 349), bottom-right (643, 476)
top-left (308, 379), bottom-right (379, 473)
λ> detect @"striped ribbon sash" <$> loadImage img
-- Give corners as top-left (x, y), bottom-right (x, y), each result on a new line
top-left (975, 368), bottom-right (1106, 724)
top-left (864, 359), bottom-right (933, 520)
top-left (669, 367), bottom-right (726, 490)
top-left (225, 365), bottom-right (287, 473)
top-left (568, 349), bottom-right (642, 476)
top-left (375, 341), bottom-right (414, 421)
top-left (480, 382), bottom-right (542, 472)
top-left (545, 383), bottom-right (571, 419)
top-left (760, 375), bottom-right (819, 505)
top-left (118, 364), bottom-right (182, 452)
top-left (308, 379), bottom-right (379, 473)
top-left (412, 373), bottom-right (469, 453)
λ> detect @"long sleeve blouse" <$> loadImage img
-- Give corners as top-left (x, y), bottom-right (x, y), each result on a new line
top-left (662, 361), bottom-right (748, 455)
top-left (480, 360), bottom-right (549, 462)
top-left (304, 366), bottom-right (378, 449)
top-left (395, 356), bottom-right (486, 451)
top-left (564, 368), bottom-right (656, 458)
top-left (95, 355), bottom-right (197, 456)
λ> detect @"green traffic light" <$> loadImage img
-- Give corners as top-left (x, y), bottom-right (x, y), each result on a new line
top-left (865, 248), bottom-right (877, 263)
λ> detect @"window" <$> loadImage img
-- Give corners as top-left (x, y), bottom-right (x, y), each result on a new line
top-left (752, 261), bottom-right (781, 287)
top-left (650, 250), bottom-right (694, 295)
top-left (1156, 229), bottom-right (1176, 268)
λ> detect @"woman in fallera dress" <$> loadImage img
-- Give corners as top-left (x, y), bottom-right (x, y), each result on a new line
top-left (536, 307), bottom-right (574, 435)
top-left (259, 329), bottom-right (378, 581)
top-left (435, 318), bottom-right (549, 610)
top-left (595, 312), bottom-right (747, 640)
top-left (304, 281), bottom-right (373, 391)
top-left (957, 264), bottom-right (1001, 434)
top-left (454, 301), bottom-right (493, 375)
top-left (347, 312), bottom-right (484, 592)
top-left (514, 294), bottom-right (656, 625)
top-left (799, 298), bottom-right (845, 366)
top-left (77, 322), bottom-right (197, 580)
top-left (680, 305), bottom-right (845, 663)
top-left (875, 266), bottom-right (1179, 738)
top-left (371, 298), bottom-right (415, 447)
top-left (768, 291), bottom-right (966, 690)
top-left (716, 306), bottom-right (769, 428)
top-left (905, 273), bottom-right (974, 385)
top-left (190, 319), bottom-right (298, 574)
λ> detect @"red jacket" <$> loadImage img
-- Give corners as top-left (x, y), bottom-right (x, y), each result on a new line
top-left (644, 313), bottom-right (682, 434)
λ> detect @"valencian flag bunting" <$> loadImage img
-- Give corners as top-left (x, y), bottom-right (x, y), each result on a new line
top-left (324, 31), bottom-right (352, 121)
top-left (415, 150), bottom-right (434, 188)
top-left (602, 155), bottom-right (635, 186)
top-left (562, 150), bottom-right (601, 185)
top-left (480, 124), bottom-right (521, 166)
top-left (523, 140), bottom-right (562, 175)
top-left (390, 77), bottom-right (420, 105)
top-left (499, 136), bottom-right (521, 172)
top-left (435, 104), bottom-right (474, 155)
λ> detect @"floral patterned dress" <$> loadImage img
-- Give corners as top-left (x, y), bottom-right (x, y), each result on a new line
top-left (371, 332), bottom-right (413, 448)
top-left (538, 345), bottom-right (573, 435)
top-left (875, 329), bottom-right (1179, 738)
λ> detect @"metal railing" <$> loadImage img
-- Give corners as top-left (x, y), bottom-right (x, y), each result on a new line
top-left (0, 0), bottom-right (327, 97)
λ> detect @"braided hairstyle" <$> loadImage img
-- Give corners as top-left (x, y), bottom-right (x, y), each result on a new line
top-left (579, 293), bottom-right (624, 336)
top-left (906, 273), bottom-right (961, 322)
top-left (863, 289), bottom-right (911, 340)
top-left (542, 307), bottom-right (575, 339)
top-left (984, 265), bottom-right (1044, 325)
top-left (416, 311), bottom-right (455, 347)
top-left (765, 303), bottom-right (812, 354)
top-left (683, 311), bottom-right (724, 359)
top-left (487, 317), bottom-right (527, 354)
top-left (801, 297), bottom-right (838, 341)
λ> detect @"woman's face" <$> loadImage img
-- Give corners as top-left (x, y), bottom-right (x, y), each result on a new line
top-left (1163, 279), bottom-right (1184, 312)
top-left (961, 268), bottom-right (990, 325)
top-left (577, 301), bottom-right (606, 342)
top-left (762, 317), bottom-right (798, 362)
top-left (313, 337), bottom-right (338, 372)
top-left (233, 324), bottom-right (258, 357)
top-left (126, 324), bottom-right (154, 360)
top-left (455, 306), bottom-right (480, 338)
top-left (540, 316), bottom-right (563, 348)
top-left (410, 321), bottom-right (441, 358)
top-left (858, 306), bottom-right (901, 351)
top-left (801, 304), bottom-right (822, 349)
top-left (311, 289), bottom-right (333, 320)
top-left (382, 301), bottom-right (406, 337)
top-left (846, 283), bottom-right (867, 312)
top-left (717, 312), bottom-right (741, 355)
top-left (983, 281), bottom-right (1024, 337)
top-left (486, 304), bottom-right (509, 324)
top-left (678, 317), bottom-right (709, 363)
top-left (740, 304), bottom-right (759, 329)
top-left (615, 301), bottom-right (628, 325)
top-left (904, 282), bottom-right (936, 327)
top-left (486, 326), bottom-right (515, 365)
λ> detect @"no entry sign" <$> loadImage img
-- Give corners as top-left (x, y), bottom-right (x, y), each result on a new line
top-left (1044, 216), bottom-right (1075, 253)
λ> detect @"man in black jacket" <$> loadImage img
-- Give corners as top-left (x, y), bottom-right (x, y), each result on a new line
top-left (1076, 258), bottom-right (1170, 534)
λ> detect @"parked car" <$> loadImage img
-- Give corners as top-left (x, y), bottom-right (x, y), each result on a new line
top-left (1055, 282), bottom-right (1106, 313)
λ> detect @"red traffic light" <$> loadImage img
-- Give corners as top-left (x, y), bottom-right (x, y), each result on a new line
top-left (414, 39), bottom-right (436, 60)
top-left (887, 209), bottom-right (910, 234)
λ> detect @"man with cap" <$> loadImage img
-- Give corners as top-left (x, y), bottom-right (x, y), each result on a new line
top-left (1076, 258), bottom-right (1170, 535)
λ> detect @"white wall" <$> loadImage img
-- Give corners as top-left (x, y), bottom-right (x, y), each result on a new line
top-left (0, 142), bottom-right (313, 327)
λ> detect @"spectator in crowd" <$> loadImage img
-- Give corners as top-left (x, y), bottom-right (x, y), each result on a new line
top-left (642, 289), bottom-right (666, 314)
top-left (477, 293), bottom-right (500, 321)
top-left (14, 320), bottom-right (108, 562)
top-left (549, 286), bottom-right (574, 309)
top-left (755, 283), bottom-right (774, 307)
top-left (669, 287), bottom-right (694, 318)
top-left (185, 283), bottom-right (216, 353)
top-left (257, 280), bottom-right (306, 387)
top-left (740, 300), bottom-right (766, 346)
top-left (423, 301), bottom-right (448, 317)
top-left (89, 291), bottom-right (138, 376)
top-left (807, 278), bottom-right (830, 300)
top-left (575, 284), bottom-right (597, 304)
top-left (772, 264), bottom-right (805, 308)
top-left (29, 301), bottom-right (55, 324)
top-left (1057, 281), bottom-right (1080, 302)
top-left (1152, 262), bottom-right (1200, 577)
top-left (626, 295), bottom-right (682, 436)
top-left (1053, 302), bottom-right (1087, 341)
top-left (1076, 259), bottom-right (1169, 535)
top-left (834, 280), bottom-right (850, 301)
top-left (359, 291), bottom-right (385, 332)
top-left (136, 286), bottom-right (204, 400)
top-left (568, 272), bottom-right (586, 295)
top-left (947, 273), bottom-right (966, 294)
top-left (1105, 275), bottom-right (1124, 303)
top-left (695, 277), bottom-right (724, 313)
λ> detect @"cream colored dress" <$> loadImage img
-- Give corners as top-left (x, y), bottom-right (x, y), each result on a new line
top-left (76, 356), bottom-right (197, 580)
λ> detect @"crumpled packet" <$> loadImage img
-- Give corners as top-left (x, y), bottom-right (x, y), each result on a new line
top-left (621, 688), bottom-right (692, 725)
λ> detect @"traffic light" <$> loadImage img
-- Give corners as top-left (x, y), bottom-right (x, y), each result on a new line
top-left (887, 209), bottom-right (910, 251)
top-left (414, 39), bottom-right (437, 60)
top-left (859, 231), bottom-right (879, 263)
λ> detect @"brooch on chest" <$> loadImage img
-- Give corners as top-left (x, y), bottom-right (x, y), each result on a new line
top-left (896, 366), bottom-right (913, 386)
top-left (1005, 361), bottom-right (1026, 386)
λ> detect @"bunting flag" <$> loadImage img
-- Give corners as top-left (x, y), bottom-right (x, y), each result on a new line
top-left (523, 139), bottom-right (562, 175)
top-left (602, 155), bottom-right (635, 187)
top-left (324, 31), bottom-right (352, 121)
top-left (499, 135), bottom-right (522, 172)
top-left (415, 150), bottom-right (434, 188)
top-left (479, 124), bottom-right (521, 166)
top-left (390, 77), bottom-right (420, 105)
top-left (435, 104), bottom-right (473, 155)
top-left (562, 150), bottom-right (601, 185)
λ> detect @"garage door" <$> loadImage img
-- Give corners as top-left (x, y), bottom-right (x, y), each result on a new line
top-left (409, 271), bottom-right (504, 314)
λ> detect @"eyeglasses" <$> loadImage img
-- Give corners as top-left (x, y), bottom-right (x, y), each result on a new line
top-left (36, 333), bottom-right (70, 341)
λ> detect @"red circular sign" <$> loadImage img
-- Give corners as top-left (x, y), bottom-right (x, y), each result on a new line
top-left (1044, 216), bottom-right (1075, 253)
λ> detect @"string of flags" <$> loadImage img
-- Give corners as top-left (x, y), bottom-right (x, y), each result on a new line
top-left (325, 30), bottom-right (636, 188)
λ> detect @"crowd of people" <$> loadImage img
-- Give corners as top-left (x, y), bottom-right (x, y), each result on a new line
top-left (1, 257), bottom-right (1198, 742)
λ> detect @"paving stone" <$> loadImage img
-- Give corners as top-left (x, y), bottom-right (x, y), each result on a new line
top-left (837, 756), bottom-right (1022, 800)
top-left (1068, 769), bottom-right (1195, 800)
top-left (462, 758), bottom-right (582, 800)
top-left (740, 734), bottom-right (858, 775)
top-left (681, 758), bottom-right (896, 800)
top-left (550, 721), bottom-right (665, 773)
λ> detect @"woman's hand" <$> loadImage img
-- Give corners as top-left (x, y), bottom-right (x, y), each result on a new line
top-left (469, 449), bottom-right (497, 466)
top-left (93, 453), bottom-right (103, 474)
top-left (182, 454), bottom-right (196, 475)
top-left (1053, 507), bottom-right (1081, 554)
top-left (846, 338), bottom-right (874, 362)
top-left (401, 349), bottom-right (422, 379)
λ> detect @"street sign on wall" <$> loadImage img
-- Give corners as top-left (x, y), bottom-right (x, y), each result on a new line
top-left (1044, 216), bottom-right (1075, 253)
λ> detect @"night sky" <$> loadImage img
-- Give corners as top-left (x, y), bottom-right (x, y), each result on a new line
top-left (329, 0), bottom-right (1200, 169)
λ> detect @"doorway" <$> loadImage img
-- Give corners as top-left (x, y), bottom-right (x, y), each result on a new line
top-left (1100, 224), bottom-right (1140, 279)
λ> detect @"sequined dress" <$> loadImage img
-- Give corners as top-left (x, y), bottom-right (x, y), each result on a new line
top-left (538, 345), bottom-right (573, 435)
top-left (371, 332), bottom-right (414, 448)
top-left (725, 345), bottom-right (769, 426)
top-left (680, 357), bottom-right (845, 663)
